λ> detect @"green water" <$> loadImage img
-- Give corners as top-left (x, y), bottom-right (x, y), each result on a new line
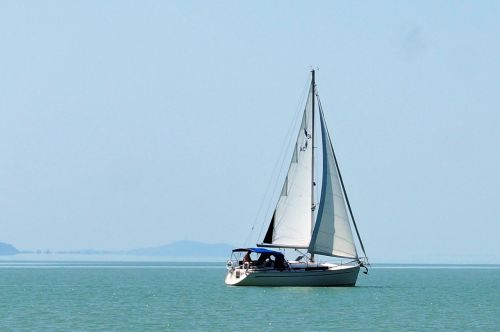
top-left (0, 262), bottom-right (498, 331)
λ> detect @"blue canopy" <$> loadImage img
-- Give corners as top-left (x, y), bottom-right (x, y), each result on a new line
top-left (232, 247), bottom-right (284, 258)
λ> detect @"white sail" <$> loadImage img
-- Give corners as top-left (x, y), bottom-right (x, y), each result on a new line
top-left (226, 71), bottom-right (368, 288)
top-left (262, 87), bottom-right (313, 248)
top-left (308, 108), bottom-right (358, 259)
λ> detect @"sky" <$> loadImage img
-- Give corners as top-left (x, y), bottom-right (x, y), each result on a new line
top-left (0, 1), bottom-right (499, 263)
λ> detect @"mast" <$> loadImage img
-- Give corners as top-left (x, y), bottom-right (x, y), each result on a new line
top-left (310, 69), bottom-right (316, 262)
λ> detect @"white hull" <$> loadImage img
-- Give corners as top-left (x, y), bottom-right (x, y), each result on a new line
top-left (225, 263), bottom-right (360, 287)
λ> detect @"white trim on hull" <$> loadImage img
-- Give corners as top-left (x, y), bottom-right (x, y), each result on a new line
top-left (225, 264), bottom-right (360, 287)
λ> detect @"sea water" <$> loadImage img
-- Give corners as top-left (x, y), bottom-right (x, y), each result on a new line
top-left (0, 261), bottom-right (498, 331)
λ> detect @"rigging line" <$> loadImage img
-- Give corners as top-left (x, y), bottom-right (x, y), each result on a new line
top-left (317, 95), bottom-right (369, 260)
top-left (255, 75), bottom-right (312, 243)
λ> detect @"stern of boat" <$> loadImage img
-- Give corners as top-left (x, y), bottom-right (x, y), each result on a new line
top-left (225, 266), bottom-right (249, 286)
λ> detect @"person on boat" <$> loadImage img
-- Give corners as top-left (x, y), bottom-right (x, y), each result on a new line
top-left (255, 253), bottom-right (276, 268)
top-left (265, 258), bottom-right (275, 267)
top-left (275, 255), bottom-right (285, 270)
top-left (256, 253), bottom-right (270, 266)
top-left (243, 251), bottom-right (252, 267)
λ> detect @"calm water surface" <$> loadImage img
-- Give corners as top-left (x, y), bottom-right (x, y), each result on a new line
top-left (0, 262), bottom-right (498, 331)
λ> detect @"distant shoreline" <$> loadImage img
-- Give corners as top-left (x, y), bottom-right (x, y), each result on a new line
top-left (0, 253), bottom-right (229, 262)
top-left (0, 254), bottom-right (498, 268)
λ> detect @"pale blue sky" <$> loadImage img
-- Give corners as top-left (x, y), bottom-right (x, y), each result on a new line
top-left (1, 1), bottom-right (499, 263)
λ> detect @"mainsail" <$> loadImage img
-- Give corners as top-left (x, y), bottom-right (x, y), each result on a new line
top-left (262, 86), bottom-right (313, 248)
top-left (261, 72), bottom-right (363, 260)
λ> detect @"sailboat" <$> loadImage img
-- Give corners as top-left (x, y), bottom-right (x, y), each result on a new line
top-left (225, 70), bottom-right (369, 286)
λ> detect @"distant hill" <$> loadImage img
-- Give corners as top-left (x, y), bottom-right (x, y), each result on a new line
top-left (126, 240), bottom-right (234, 257)
top-left (0, 240), bottom-right (235, 258)
top-left (0, 242), bottom-right (20, 255)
